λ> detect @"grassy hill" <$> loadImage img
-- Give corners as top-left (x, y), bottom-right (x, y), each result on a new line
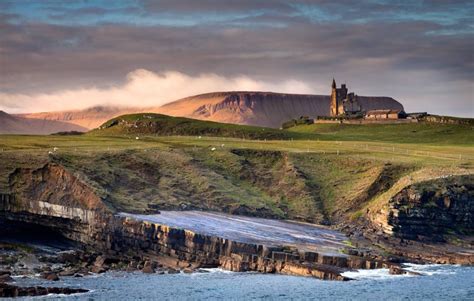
top-left (91, 113), bottom-right (473, 146)
top-left (89, 113), bottom-right (302, 140)
top-left (0, 114), bottom-right (472, 224)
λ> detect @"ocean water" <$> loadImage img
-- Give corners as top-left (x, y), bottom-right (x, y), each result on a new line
top-left (10, 264), bottom-right (474, 301)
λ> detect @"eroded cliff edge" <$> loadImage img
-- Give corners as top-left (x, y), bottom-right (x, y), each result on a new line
top-left (1, 159), bottom-right (472, 282)
top-left (0, 163), bottom-right (404, 281)
top-left (362, 175), bottom-right (474, 264)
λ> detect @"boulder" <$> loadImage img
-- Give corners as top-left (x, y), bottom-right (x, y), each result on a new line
top-left (93, 255), bottom-right (106, 267)
top-left (141, 266), bottom-right (154, 274)
top-left (90, 266), bottom-right (107, 274)
top-left (59, 268), bottom-right (79, 277)
top-left (389, 265), bottom-right (405, 275)
top-left (388, 265), bottom-right (421, 276)
top-left (167, 268), bottom-right (179, 274)
top-left (0, 274), bottom-right (14, 283)
top-left (41, 272), bottom-right (59, 281)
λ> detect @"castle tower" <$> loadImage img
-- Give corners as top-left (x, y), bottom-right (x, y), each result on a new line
top-left (330, 78), bottom-right (348, 116)
top-left (330, 78), bottom-right (338, 116)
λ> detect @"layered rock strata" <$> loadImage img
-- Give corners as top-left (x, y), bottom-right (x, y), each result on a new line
top-left (366, 175), bottom-right (474, 264)
top-left (0, 163), bottom-right (391, 281)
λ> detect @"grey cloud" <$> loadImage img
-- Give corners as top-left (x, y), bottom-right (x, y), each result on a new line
top-left (1, 17), bottom-right (472, 87)
top-left (0, 2), bottom-right (472, 117)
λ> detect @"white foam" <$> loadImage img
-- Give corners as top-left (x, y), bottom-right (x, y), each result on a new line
top-left (402, 263), bottom-right (458, 276)
top-left (197, 268), bottom-right (235, 274)
top-left (342, 263), bottom-right (460, 280)
top-left (341, 268), bottom-right (411, 280)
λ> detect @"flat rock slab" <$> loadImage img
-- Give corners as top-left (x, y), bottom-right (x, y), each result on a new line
top-left (120, 211), bottom-right (347, 255)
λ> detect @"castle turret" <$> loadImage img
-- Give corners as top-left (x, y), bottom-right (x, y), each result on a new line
top-left (330, 79), bottom-right (338, 116)
top-left (330, 79), bottom-right (349, 116)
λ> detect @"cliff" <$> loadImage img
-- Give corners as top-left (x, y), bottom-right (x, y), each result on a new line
top-left (387, 175), bottom-right (473, 242)
top-left (0, 163), bottom-right (393, 281)
top-left (364, 175), bottom-right (474, 264)
top-left (0, 132), bottom-right (471, 276)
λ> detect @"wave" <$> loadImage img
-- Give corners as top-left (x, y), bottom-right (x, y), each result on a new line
top-left (341, 263), bottom-right (461, 280)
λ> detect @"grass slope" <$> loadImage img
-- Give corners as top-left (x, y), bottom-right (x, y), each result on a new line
top-left (92, 113), bottom-right (473, 146)
top-left (288, 123), bottom-right (474, 145)
top-left (89, 113), bottom-right (303, 140)
top-left (0, 114), bottom-right (472, 223)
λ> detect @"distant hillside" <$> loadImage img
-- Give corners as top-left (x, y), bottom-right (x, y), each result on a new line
top-left (157, 91), bottom-right (404, 128)
top-left (18, 91), bottom-right (404, 130)
top-left (0, 111), bottom-right (87, 135)
top-left (90, 113), bottom-right (300, 140)
top-left (18, 106), bottom-right (142, 130)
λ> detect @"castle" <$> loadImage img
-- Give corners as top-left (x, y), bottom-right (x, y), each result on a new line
top-left (330, 78), bottom-right (362, 117)
top-left (329, 78), bottom-right (406, 120)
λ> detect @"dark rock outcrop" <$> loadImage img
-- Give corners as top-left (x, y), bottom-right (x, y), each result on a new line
top-left (41, 272), bottom-right (60, 281)
top-left (0, 283), bottom-right (88, 298)
top-left (388, 175), bottom-right (473, 242)
top-left (364, 175), bottom-right (474, 265)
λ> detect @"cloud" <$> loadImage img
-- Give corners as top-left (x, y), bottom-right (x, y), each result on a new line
top-left (0, 1), bottom-right (472, 117)
top-left (0, 69), bottom-right (315, 113)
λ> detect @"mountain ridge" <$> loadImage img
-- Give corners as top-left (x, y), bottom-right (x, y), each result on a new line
top-left (10, 91), bottom-right (404, 131)
top-left (0, 110), bottom-right (88, 135)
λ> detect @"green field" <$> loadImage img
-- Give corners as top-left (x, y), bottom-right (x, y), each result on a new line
top-left (287, 123), bottom-right (473, 145)
top-left (0, 114), bottom-right (472, 223)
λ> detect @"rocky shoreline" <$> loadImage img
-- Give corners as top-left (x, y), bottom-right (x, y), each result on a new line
top-left (0, 283), bottom-right (88, 298)
top-left (0, 164), bottom-right (472, 298)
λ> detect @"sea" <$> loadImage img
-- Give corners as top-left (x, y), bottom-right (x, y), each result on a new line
top-left (9, 264), bottom-right (474, 301)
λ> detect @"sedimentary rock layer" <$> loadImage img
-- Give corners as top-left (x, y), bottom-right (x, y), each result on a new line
top-left (0, 163), bottom-right (390, 281)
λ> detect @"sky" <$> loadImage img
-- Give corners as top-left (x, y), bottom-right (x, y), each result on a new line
top-left (0, 0), bottom-right (473, 117)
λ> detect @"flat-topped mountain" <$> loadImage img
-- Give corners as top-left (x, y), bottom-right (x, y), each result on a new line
top-left (0, 110), bottom-right (87, 135)
top-left (17, 91), bottom-right (404, 131)
top-left (158, 91), bottom-right (404, 128)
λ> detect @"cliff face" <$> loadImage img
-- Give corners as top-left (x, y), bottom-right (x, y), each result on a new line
top-left (0, 163), bottom-right (394, 281)
top-left (387, 175), bottom-right (473, 242)
top-left (9, 164), bottom-right (109, 215)
top-left (158, 92), bottom-right (404, 128)
top-left (360, 175), bottom-right (474, 265)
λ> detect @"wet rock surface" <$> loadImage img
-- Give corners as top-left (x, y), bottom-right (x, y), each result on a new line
top-left (0, 283), bottom-right (88, 298)
top-left (120, 211), bottom-right (347, 254)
